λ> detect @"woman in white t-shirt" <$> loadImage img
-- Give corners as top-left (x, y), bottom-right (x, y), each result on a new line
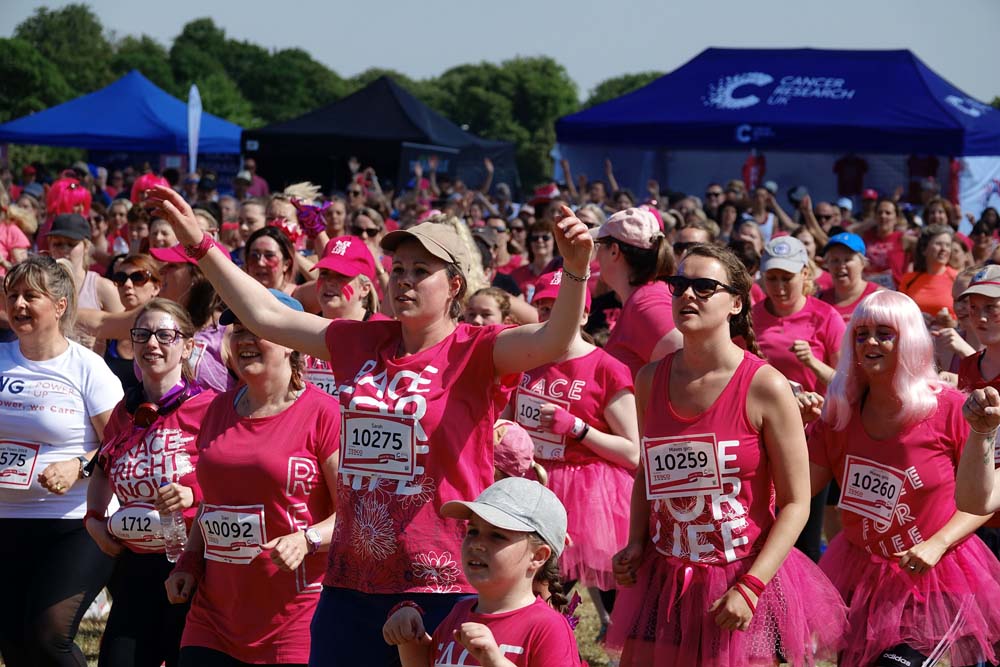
top-left (0, 255), bottom-right (124, 667)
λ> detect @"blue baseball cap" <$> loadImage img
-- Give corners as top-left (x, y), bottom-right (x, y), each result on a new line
top-left (220, 288), bottom-right (303, 325)
top-left (823, 232), bottom-right (866, 256)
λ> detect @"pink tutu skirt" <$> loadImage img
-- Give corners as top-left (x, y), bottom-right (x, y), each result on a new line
top-left (821, 534), bottom-right (1000, 667)
top-left (606, 547), bottom-right (846, 667)
top-left (545, 460), bottom-right (632, 590)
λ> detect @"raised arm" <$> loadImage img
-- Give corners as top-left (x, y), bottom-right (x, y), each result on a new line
top-left (493, 206), bottom-right (592, 376)
top-left (957, 387), bottom-right (1000, 514)
top-left (146, 186), bottom-right (331, 360)
top-left (478, 158), bottom-right (494, 195)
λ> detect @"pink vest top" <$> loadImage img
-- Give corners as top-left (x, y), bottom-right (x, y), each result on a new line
top-left (643, 351), bottom-right (774, 564)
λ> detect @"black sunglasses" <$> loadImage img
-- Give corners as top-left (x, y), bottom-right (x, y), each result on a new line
top-left (529, 234), bottom-right (552, 243)
top-left (673, 242), bottom-right (697, 256)
top-left (352, 227), bottom-right (380, 238)
top-left (665, 275), bottom-right (738, 299)
top-left (112, 270), bottom-right (154, 287)
top-left (816, 214), bottom-right (835, 222)
top-left (347, 189), bottom-right (364, 196)
top-left (705, 190), bottom-right (724, 198)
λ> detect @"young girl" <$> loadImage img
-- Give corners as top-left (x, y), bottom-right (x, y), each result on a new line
top-left (383, 477), bottom-right (582, 667)
top-left (608, 244), bottom-right (845, 666)
top-left (465, 288), bottom-right (515, 327)
top-left (811, 290), bottom-right (1000, 666)
top-left (512, 269), bottom-right (638, 637)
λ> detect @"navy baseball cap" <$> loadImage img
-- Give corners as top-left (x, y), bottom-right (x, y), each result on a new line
top-left (220, 288), bottom-right (303, 325)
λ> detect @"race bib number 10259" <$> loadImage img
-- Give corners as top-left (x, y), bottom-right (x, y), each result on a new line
top-left (642, 434), bottom-right (722, 500)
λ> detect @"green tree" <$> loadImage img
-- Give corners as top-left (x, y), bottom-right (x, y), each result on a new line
top-left (0, 38), bottom-right (74, 122)
top-left (584, 71), bottom-right (663, 108)
top-left (194, 71), bottom-right (260, 128)
top-left (992, 96), bottom-right (1000, 110)
top-left (111, 35), bottom-right (179, 96)
top-left (14, 4), bottom-right (114, 94)
top-left (238, 49), bottom-right (345, 123)
top-left (168, 18), bottom-right (228, 88)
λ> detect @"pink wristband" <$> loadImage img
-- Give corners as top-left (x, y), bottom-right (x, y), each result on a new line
top-left (548, 406), bottom-right (578, 437)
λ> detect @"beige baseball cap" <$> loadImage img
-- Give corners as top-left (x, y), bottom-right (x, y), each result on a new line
top-left (381, 221), bottom-right (473, 276)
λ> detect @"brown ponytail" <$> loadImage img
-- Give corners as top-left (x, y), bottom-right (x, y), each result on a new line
top-left (617, 235), bottom-right (676, 286)
top-left (681, 243), bottom-right (762, 357)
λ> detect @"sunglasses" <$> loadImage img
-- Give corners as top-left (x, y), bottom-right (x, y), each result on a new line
top-left (347, 190), bottom-right (364, 197)
top-left (816, 214), bottom-right (835, 222)
top-left (529, 234), bottom-right (552, 243)
top-left (509, 226), bottom-right (526, 233)
top-left (112, 270), bottom-right (154, 287)
top-left (673, 241), bottom-right (697, 256)
top-left (705, 191), bottom-right (724, 198)
top-left (490, 225), bottom-right (508, 233)
top-left (665, 275), bottom-right (738, 299)
top-left (352, 227), bottom-right (380, 238)
top-left (130, 328), bottom-right (185, 345)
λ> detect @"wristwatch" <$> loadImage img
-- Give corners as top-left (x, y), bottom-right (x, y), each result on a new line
top-left (77, 455), bottom-right (92, 479)
top-left (304, 528), bottom-right (322, 554)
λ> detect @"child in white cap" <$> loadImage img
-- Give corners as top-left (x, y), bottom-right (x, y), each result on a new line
top-left (383, 477), bottom-right (581, 666)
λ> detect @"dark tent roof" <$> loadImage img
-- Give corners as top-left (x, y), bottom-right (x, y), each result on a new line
top-left (243, 76), bottom-right (517, 192)
top-left (244, 76), bottom-right (506, 149)
top-left (556, 48), bottom-right (1000, 156)
top-left (0, 70), bottom-right (242, 154)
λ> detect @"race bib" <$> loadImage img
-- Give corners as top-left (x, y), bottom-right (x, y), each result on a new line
top-left (304, 368), bottom-right (338, 397)
top-left (868, 270), bottom-right (896, 291)
top-left (0, 441), bottom-right (41, 490)
top-left (838, 455), bottom-right (905, 524)
top-left (108, 503), bottom-right (164, 551)
top-left (643, 434), bottom-right (722, 500)
top-left (199, 504), bottom-right (266, 565)
top-left (340, 410), bottom-right (417, 481)
top-left (515, 391), bottom-right (567, 461)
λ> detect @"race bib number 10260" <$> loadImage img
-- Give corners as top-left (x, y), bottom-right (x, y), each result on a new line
top-left (837, 455), bottom-right (905, 524)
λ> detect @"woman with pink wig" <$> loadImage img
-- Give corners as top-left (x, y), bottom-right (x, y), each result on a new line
top-left (809, 290), bottom-right (1000, 666)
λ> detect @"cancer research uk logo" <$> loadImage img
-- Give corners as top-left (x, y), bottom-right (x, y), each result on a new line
top-left (946, 95), bottom-right (992, 118)
top-left (702, 72), bottom-right (856, 110)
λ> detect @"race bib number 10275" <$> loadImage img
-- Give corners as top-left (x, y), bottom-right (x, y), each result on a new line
top-left (339, 410), bottom-right (417, 481)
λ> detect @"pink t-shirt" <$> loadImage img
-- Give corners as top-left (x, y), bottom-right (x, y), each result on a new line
top-left (514, 347), bottom-right (633, 466)
top-left (99, 390), bottom-right (215, 553)
top-left (430, 597), bottom-right (582, 667)
top-left (751, 296), bottom-right (845, 395)
top-left (862, 230), bottom-right (908, 289)
top-left (181, 385), bottom-right (340, 664)
top-left (643, 351), bottom-right (774, 564)
top-left (0, 223), bottom-right (30, 277)
top-left (819, 281), bottom-right (880, 323)
top-left (604, 281), bottom-right (675, 378)
top-left (814, 269), bottom-right (834, 293)
top-left (749, 282), bottom-right (766, 306)
top-left (808, 387), bottom-right (970, 558)
top-left (322, 320), bottom-right (519, 594)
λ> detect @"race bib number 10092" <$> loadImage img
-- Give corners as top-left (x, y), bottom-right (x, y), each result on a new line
top-left (199, 504), bottom-right (266, 565)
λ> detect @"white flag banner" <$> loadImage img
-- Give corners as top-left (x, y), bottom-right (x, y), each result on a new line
top-left (187, 84), bottom-right (202, 174)
top-left (958, 156), bottom-right (1000, 219)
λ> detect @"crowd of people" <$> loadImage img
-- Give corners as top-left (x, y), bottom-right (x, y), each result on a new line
top-left (2, 155), bottom-right (1000, 667)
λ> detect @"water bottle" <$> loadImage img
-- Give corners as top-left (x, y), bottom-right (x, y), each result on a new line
top-left (158, 482), bottom-right (188, 562)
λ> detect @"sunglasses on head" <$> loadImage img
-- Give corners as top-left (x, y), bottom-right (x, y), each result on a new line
top-left (111, 270), bottom-right (154, 287)
top-left (664, 275), bottom-right (738, 299)
top-left (352, 227), bottom-right (380, 238)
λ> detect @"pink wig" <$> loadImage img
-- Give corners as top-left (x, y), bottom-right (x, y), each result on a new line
top-left (47, 177), bottom-right (91, 218)
top-left (130, 173), bottom-right (170, 204)
top-left (822, 290), bottom-right (941, 431)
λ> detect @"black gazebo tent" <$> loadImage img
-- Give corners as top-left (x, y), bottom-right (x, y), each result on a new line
top-left (242, 76), bottom-right (519, 194)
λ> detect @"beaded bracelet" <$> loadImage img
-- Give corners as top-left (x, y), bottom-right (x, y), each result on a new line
top-left (184, 233), bottom-right (214, 260)
top-left (387, 600), bottom-right (425, 621)
top-left (561, 266), bottom-right (590, 283)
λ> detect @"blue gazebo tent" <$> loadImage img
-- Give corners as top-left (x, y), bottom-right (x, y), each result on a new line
top-left (555, 48), bottom-right (1000, 217)
top-left (0, 70), bottom-right (242, 154)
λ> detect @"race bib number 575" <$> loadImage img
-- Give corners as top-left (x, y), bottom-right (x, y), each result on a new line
top-left (0, 441), bottom-right (41, 490)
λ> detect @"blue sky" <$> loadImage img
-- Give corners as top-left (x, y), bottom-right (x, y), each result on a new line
top-left (4, 0), bottom-right (999, 102)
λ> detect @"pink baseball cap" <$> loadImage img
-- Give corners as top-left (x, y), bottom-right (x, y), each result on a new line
top-left (493, 420), bottom-right (535, 479)
top-left (150, 239), bottom-right (229, 265)
top-left (313, 235), bottom-right (376, 282)
top-left (592, 207), bottom-right (664, 250)
top-left (532, 270), bottom-right (591, 310)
